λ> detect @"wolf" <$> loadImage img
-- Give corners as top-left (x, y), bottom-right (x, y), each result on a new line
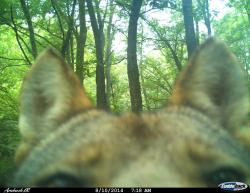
top-left (11, 38), bottom-right (250, 187)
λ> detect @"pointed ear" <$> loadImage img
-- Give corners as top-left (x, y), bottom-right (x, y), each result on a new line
top-left (18, 47), bottom-right (92, 152)
top-left (171, 38), bottom-right (249, 130)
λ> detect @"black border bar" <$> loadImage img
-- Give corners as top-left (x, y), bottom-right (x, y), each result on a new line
top-left (1, 188), bottom-right (249, 193)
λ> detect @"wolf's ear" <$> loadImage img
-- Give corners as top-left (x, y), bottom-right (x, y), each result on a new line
top-left (17, 47), bottom-right (92, 159)
top-left (171, 38), bottom-right (249, 130)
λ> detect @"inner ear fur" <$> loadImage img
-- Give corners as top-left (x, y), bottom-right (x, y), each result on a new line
top-left (17, 47), bottom-right (93, 162)
top-left (171, 38), bottom-right (249, 130)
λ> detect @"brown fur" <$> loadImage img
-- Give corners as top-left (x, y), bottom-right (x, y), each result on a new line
top-left (12, 38), bottom-right (250, 187)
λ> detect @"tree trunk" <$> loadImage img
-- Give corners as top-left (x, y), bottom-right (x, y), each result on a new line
top-left (164, 39), bottom-right (182, 71)
top-left (19, 0), bottom-right (37, 59)
top-left (194, 16), bottom-right (200, 45)
top-left (182, 0), bottom-right (197, 58)
top-left (51, 0), bottom-right (65, 40)
top-left (76, 0), bottom-right (87, 85)
top-left (70, 35), bottom-right (75, 69)
top-left (86, 0), bottom-right (108, 110)
top-left (198, 0), bottom-right (212, 36)
top-left (139, 23), bottom-right (150, 110)
top-left (127, 0), bottom-right (143, 112)
top-left (204, 0), bottom-right (212, 35)
top-left (105, 0), bottom-right (115, 110)
top-left (61, 0), bottom-right (77, 58)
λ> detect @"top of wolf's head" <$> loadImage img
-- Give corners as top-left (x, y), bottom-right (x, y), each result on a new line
top-left (12, 38), bottom-right (250, 187)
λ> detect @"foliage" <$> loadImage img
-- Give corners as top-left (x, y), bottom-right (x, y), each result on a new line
top-left (213, 11), bottom-right (250, 90)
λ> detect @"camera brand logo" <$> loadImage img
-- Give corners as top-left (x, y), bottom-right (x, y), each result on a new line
top-left (218, 182), bottom-right (248, 191)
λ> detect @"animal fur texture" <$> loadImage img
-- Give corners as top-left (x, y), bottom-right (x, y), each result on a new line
top-left (12, 38), bottom-right (250, 187)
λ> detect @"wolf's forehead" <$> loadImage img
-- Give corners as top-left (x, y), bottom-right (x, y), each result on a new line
top-left (23, 106), bottom-right (248, 160)
top-left (14, 109), bottom-right (250, 186)
top-left (20, 107), bottom-right (247, 161)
